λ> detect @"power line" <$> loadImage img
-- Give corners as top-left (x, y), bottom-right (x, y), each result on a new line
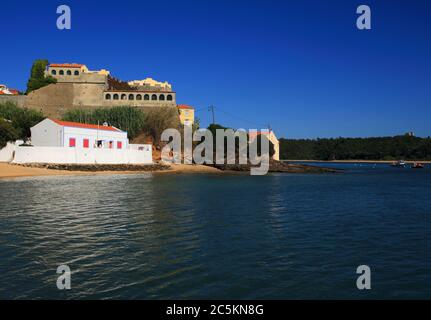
top-left (215, 106), bottom-right (268, 128)
top-left (194, 106), bottom-right (209, 112)
top-left (194, 105), bottom-right (273, 130)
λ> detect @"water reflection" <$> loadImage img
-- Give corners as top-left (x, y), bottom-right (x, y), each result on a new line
top-left (1, 168), bottom-right (431, 299)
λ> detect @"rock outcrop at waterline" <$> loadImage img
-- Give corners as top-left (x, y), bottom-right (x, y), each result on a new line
top-left (18, 163), bottom-right (170, 172)
top-left (16, 161), bottom-right (337, 174)
top-left (212, 160), bottom-right (339, 173)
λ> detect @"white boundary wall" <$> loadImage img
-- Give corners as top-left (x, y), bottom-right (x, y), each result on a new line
top-left (0, 140), bottom-right (24, 162)
top-left (13, 145), bottom-right (152, 165)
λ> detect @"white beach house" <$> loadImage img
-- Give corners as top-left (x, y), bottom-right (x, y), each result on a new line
top-left (12, 118), bottom-right (152, 165)
top-left (31, 118), bottom-right (129, 149)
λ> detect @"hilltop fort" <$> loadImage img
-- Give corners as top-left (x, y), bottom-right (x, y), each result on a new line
top-left (1, 63), bottom-right (178, 118)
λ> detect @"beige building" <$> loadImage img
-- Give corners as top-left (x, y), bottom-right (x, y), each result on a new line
top-left (177, 104), bottom-right (195, 126)
top-left (45, 63), bottom-right (110, 84)
top-left (128, 78), bottom-right (172, 91)
top-left (249, 130), bottom-right (280, 161)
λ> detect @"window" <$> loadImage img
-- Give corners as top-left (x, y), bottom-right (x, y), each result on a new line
top-left (151, 94), bottom-right (157, 101)
top-left (52, 70), bottom-right (57, 75)
top-left (113, 94), bottom-right (119, 100)
top-left (109, 141), bottom-right (113, 149)
top-left (136, 94), bottom-right (142, 100)
top-left (83, 139), bottom-right (89, 148)
top-left (159, 95), bottom-right (165, 101)
top-left (117, 141), bottom-right (122, 149)
top-left (129, 94), bottom-right (134, 100)
top-left (74, 70), bottom-right (79, 76)
top-left (144, 94), bottom-right (150, 100)
top-left (67, 70), bottom-right (72, 75)
top-left (167, 94), bottom-right (173, 101)
top-left (59, 70), bottom-right (64, 75)
top-left (106, 94), bottom-right (111, 100)
top-left (121, 94), bottom-right (127, 100)
top-left (69, 138), bottom-right (76, 147)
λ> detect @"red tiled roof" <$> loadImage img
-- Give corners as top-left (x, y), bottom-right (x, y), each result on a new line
top-left (50, 119), bottom-right (122, 132)
top-left (0, 88), bottom-right (19, 95)
top-left (177, 104), bottom-right (194, 110)
top-left (49, 63), bottom-right (84, 68)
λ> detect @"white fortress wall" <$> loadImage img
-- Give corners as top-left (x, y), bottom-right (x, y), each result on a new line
top-left (13, 146), bottom-right (152, 165)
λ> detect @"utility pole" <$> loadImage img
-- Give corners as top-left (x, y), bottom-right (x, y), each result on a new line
top-left (208, 105), bottom-right (215, 125)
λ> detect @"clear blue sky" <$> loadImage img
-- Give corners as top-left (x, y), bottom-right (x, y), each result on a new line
top-left (1, 0), bottom-right (430, 138)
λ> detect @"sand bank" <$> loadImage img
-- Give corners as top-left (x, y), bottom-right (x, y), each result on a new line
top-left (159, 163), bottom-right (223, 174)
top-left (0, 163), bottom-right (89, 179)
top-left (0, 160), bottom-right (338, 180)
top-left (0, 162), bottom-right (222, 179)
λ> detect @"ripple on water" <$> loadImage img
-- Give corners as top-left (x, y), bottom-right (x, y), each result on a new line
top-left (1, 168), bottom-right (431, 299)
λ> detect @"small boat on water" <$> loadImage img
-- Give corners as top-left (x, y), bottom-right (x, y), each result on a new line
top-left (391, 160), bottom-right (406, 168)
top-left (412, 162), bottom-right (425, 169)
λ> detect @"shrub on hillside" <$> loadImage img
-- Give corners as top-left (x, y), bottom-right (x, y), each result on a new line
top-left (62, 106), bottom-right (146, 139)
top-left (107, 75), bottom-right (133, 90)
top-left (144, 107), bottom-right (181, 145)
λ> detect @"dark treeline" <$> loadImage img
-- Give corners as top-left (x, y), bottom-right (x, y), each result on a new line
top-left (280, 135), bottom-right (431, 160)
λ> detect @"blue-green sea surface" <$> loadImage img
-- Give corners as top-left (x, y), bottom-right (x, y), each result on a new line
top-left (1, 163), bottom-right (430, 299)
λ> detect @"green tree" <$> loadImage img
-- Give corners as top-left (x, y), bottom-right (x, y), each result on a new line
top-left (0, 118), bottom-right (19, 149)
top-left (193, 117), bottom-right (201, 130)
top-left (206, 124), bottom-right (275, 161)
top-left (0, 102), bottom-right (44, 139)
top-left (26, 59), bottom-right (57, 94)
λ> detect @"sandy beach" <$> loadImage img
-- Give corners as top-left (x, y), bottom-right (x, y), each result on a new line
top-left (0, 162), bottom-right (223, 180)
top-left (160, 163), bottom-right (223, 174)
top-left (0, 163), bottom-right (90, 179)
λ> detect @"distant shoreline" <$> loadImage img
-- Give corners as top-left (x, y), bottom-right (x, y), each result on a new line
top-left (283, 159), bottom-right (431, 164)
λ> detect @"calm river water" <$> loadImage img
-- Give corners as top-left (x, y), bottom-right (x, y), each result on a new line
top-left (1, 163), bottom-right (430, 299)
